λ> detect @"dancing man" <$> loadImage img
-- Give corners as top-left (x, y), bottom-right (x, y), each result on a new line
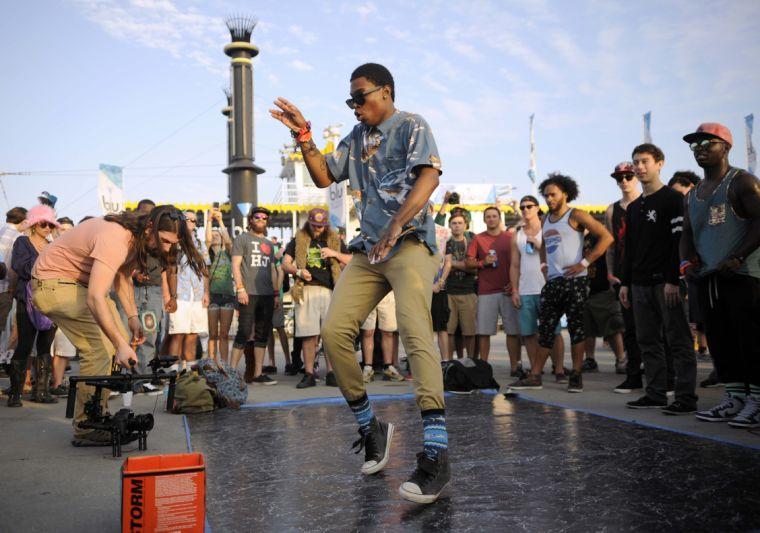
top-left (270, 63), bottom-right (449, 503)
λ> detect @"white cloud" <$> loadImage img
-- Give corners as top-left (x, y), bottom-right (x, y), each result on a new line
top-left (289, 25), bottom-right (317, 45)
top-left (290, 59), bottom-right (314, 72)
top-left (421, 74), bottom-right (449, 94)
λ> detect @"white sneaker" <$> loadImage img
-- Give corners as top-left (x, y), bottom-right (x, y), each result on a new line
top-left (696, 394), bottom-right (744, 422)
top-left (728, 397), bottom-right (760, 429)
top-left (383, 365), bottom-right (405, 382)
top-left (362, 365), bottom-right (374, 383)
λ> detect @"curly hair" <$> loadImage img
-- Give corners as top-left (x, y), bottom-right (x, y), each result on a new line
top-left (539, 173), bottom-right (580, 202)
top-left (104, 205), bottom-right (207, 278)
top-left (350, 63), bottom-right (395, 101)
top-left (669, 170), bottom-right (700, 188)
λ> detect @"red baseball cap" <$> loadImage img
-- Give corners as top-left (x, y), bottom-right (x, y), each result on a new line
top-left (308, 208), bottom-right (329, 227)
top-left (610, 161), bottom-right (634, 178)
top-left (683, 123), bottom-right (733, 147)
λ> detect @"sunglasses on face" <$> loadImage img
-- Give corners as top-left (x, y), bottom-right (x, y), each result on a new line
top-left (185, 218), bottom-right (197, 224)
top-left (345, 86), bottom-right (383, 109)
top-left (251, 214), bottom-right (268, 221)
top-left (37, 222), bottom-right (53, 229)
top-left (519, 204), bottom-right (537, 211)
top-left (615, 174), bottom-right (635, 183)
top-left (690, 139), bottom-right (723, 151)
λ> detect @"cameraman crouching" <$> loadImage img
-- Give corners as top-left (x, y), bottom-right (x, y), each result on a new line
top-left (31, 206), bottom-right (206, 446)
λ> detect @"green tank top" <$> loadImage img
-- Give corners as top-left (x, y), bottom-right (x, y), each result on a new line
top-left (209, 249), bottom-right (235, 295)
top-left (687, 167), bottom-right (760, 278)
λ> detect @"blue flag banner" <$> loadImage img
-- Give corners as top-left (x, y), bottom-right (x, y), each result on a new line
top-left (98, 163), bottom-right (124, 214)
top-left (746, 114), bottom-right (756, 175)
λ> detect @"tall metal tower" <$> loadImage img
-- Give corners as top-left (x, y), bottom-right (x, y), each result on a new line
top-left (223, 15), bottom-right (265, 231)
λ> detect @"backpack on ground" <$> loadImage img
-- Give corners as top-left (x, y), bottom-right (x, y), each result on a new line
top-left (442, 358), bottom-right (500, 393)
top-left (172, 370), bottom-right (215, 414)
top-left (196, 358), bottom-right (248, 409)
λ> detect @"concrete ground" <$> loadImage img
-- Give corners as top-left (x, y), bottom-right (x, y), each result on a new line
top-left (1, 333), bottom-right (757, 532)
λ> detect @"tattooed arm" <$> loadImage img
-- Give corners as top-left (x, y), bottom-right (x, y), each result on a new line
top-left (270, 97), bottom-right (335, 188)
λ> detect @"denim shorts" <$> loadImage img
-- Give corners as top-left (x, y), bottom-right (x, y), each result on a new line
top-left (209, 293), bottom-right (236, 310)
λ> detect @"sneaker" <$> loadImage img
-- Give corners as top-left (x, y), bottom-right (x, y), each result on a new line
top-left (700, 370), bottom-right (723, 388)
top-left (696, 394), bottom-right (744, 422)
top-left (728, 397), bottom-right (760, 429)
top-left (50, 384), bottom-right (69, 397)
top-left (507, 374), bottom-right (542, 390)
top-left (614, 377), bottom-right (643, 394)
top-left (510, 363), bottom-right (526, 378)
top-left (351, 417), bottom-right (394, 475)
top-left (262, 365), bottom-right (277, 374)
top-left (555, 373), bottom-right (568, 384)
top-left (567, 371), bottom-right (583, 393)
top-left (284, 364), bottom-right (299, 376)
top-left (382, 365), bottom-right (405, 382)
top-left (398, 451), bottom-right (451, 504)
top-left (296, 372), bottom-right (316, 389)
top-left (362, 365), bottom-right (375, 383)
top-left (140, 383), bottom-right (162, 396)
top-left (252, 374), bottom-right (278, 386)
top-left (662, 400), bottom-right (697, 415)
top-left (581, 358), bottom-right (598, 373)
top-left (108, 390), bottom-right (121, 398)
top-left (626, 396), bottom-right (667, 409)
top-left (615, 359), bottom-right (627, 375)
top-left (325, 371), bottom-right (338, 387)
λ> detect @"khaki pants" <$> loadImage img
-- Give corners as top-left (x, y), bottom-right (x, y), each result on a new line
top-left (321, 239), bottom-right (444, 411)
top-left (32, 278), bottom-right (127, 434)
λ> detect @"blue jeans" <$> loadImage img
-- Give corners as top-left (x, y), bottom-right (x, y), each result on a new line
top-left (118, 285), bottom-right (165, 375)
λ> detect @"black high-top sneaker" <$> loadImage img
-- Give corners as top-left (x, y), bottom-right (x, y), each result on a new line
top-left (351, 417), bottom-right (394, 475)
top-left (399, 450), bottom-right (451, 504)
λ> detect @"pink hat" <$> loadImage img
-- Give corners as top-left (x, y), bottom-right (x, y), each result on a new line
top-left (25, 204), bottom-right (60, 228)
top-left (683, 123), bottom-right (733, 147)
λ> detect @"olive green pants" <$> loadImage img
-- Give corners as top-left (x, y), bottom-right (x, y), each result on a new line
top-left (32, 278), bottom-right (126, 434)
top-left (321, 239), bottom-right (445, 411)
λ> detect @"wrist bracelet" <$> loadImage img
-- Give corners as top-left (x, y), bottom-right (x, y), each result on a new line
top-left (291, 121), bottom-right (312, 143)
top-left (236, 288), bottom-right (246, 293)
top-left (580, 258), bottom-right (590, 268)
top-left (679, 261), bottom-right (693, 276)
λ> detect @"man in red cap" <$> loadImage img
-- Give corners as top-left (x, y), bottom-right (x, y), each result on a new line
top-left (681, 123), bottom-right (760, 428)
top-left (282, 208), bottom-right (351, 388)
top-left (605, 162), bottom-right (644, 394)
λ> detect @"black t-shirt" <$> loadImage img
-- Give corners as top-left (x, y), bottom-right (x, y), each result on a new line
top-left (610, 201), bottom-right (627, 278)
top-left (445, 236), bottom-right (477, 295)
top-left (284, 237), bottom-right (349, 290)
top-left (135, 255), bottom-right (163, 287)
top-left (622, 186), bottom-right (683, 286)
top-left (584, 234), bottom-right (609, 295)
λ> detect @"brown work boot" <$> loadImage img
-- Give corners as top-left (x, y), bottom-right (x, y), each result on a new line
top-left (243, 342), bottom-right (256, 383)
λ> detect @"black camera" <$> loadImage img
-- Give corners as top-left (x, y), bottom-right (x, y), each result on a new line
top-left (66, 356), bottom-right (178, 457)
top-left (448, 192), bottom-right (460, 204)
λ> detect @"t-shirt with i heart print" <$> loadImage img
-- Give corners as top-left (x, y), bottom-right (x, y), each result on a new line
top-left (231, 233), bottom-right (275, 296)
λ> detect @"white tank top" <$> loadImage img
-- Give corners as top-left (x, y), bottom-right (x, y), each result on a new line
top-left (543, 208), bottom-right (586, 280)
top-left (516, 229), bottom-right (545, 295)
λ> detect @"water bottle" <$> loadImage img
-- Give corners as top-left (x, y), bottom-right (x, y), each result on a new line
top-left (488, 249), bottom-right (498, 268)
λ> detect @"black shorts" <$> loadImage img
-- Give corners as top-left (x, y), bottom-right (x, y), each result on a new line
top-left (209, 292), bottom-right (236, 310)
top-left (233, 295), bottom-right (274, 348)
top-left (431, 291), bottom-right (450, 332)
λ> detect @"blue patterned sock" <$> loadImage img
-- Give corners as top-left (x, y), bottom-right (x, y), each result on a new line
top-left (348, 394), bottom-right (374, 435)
top-left (422, 409), bottom-right (448, 459)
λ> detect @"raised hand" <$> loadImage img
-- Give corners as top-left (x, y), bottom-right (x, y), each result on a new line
top-left (269, 97), bottom-right (309, 132)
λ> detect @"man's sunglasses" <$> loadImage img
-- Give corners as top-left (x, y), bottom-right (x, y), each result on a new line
top-left (614, 174), bottom-right (635, 183)
top-left (519, 204), bottom-right (537, 211)
top-left (251, 214), bottom-right (269, 221)
top-left (690, 139), bottom-right (724, 152)
top-left (345, 86), bottom-right (383, 109)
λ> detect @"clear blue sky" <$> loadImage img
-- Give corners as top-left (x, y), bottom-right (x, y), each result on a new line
top-left (1, 0), bottom-right (758, 221)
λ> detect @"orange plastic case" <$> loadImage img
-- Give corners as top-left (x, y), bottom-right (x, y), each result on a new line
top-left (122, 453), bottom-right (205, 532)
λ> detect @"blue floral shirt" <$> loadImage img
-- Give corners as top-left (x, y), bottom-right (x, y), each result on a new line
top-left (326, 111), bottom-right (442, 260)
top-left (176, 239), bottom-right (208, 301)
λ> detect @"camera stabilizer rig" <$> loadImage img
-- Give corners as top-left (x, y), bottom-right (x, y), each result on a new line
top-left (65, 356), bottom-right (179, 457)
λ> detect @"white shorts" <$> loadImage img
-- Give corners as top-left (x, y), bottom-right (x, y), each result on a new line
top-left (295, 285), bottom-right (331, 337)
top-left (169, 300), bottom-right (209, 335)
top-left (361, 292), bottom-right (397, 332)
top-left (52, 328), bottom-right (77, 358)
